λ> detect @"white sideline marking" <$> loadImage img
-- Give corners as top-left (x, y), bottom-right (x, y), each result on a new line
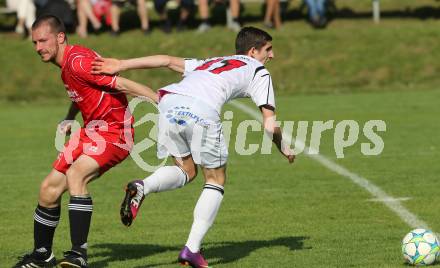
top-left (368, 197), bottom-right (411, 202)
top-left (230, 101), bottom-right (434, 233)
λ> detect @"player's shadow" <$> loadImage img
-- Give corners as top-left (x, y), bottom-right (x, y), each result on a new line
top-left (88, 243), bottom-right (180, 268)
top-left (204, 235), bottom-right (311, 266)
top-left (90, 236), bottom-right (310, 267)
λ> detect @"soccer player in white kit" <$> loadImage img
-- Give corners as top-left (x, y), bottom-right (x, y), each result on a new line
top-left (92, 26), bottom-right (295, 268)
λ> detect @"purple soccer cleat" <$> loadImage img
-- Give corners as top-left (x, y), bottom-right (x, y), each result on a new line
top-left (178, 246), bottom-right (209, 268)
top-left (120, 180), bottom-right (145, 226)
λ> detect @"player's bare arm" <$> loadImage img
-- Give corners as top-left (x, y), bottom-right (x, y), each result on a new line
top-left (115, 77), bottom-right (159, 103)
top-left (261, 105), bottom-right (295, 163)
top-left (91, 55), bottom-right (185, 75)
top-left (64, 102), bottom-right (79, 120)
top-left (58, 102), bottom-right (80, 135)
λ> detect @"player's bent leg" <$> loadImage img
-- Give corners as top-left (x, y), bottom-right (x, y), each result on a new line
top-left (14, 169), bottom-right (66, 268)
top-left (120, 155), bottom-right (196, 227)
top-left (179, 166), bottom-right (226, 268)
top-left (173, 155), bottom-right (198, 181)
top-left (59, 155), bottom-right (100, 268)
top-left (201, 165), bottom-right (226, 186)
top-left (65, 154), bottom-right (100, 196)
top-left (39, 169), bottom-right (68, 206)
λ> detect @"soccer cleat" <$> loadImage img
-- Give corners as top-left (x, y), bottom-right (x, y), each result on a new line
top-left (120, 180), bottom-right (145, 227)
top-left (178, 246), bottom-right (209, 268)
top-left (13, 251), bottom-right (57, 268)
top-left (59, 250), bottom-right (88, 268)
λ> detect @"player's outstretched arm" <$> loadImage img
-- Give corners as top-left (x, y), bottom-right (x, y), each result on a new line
top-left (115, 77), bottom-right (159, 103)
top-left (261, 105), bottom-right (295, 163)
top-left (91, 55), bottom-right (185, 75)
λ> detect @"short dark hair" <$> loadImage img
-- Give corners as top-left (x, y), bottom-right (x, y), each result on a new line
top-left (235, 27), bottom-right (272, 55)
top-left (32, 14), bottom-right (66, 34)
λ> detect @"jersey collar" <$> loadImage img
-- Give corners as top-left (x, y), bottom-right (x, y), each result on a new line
top-left (239, 55), bottom-right (264, 66)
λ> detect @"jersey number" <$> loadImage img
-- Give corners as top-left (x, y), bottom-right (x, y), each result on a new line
top-left (195, 59), bottom-right (247, 74)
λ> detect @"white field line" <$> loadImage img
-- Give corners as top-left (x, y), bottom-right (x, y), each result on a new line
top-left (230, 100), bottom-right (435, 233)
top-left (368, 197), bottom-right (412, 202)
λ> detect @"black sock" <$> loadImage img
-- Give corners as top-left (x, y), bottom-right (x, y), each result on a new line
top-left (201, 18), bottom-right (209, 24)
top-left (69, 196), bottom-right (93, 258)
top-left (34, 204), bottom-right (60, 254)
top-left (232, 17), bottom-right (240, 23)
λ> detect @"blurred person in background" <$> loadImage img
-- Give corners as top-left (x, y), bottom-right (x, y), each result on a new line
top-left (6, 0), bottom-right (36, 36)
top-left (153, 0), bottom-right (194, 33)
top-left (263, 0), bottom-right (281, 29)
top-left (34, 0), bottom-right (76, 31)
top-left (197, 0), bottom-right (241, 32)
top-left (76, 0), bottom-right (105, 38)
top-left (110, 0), bottom-right (149, 35)
top-left (304, 0), bottom-right (327, 28)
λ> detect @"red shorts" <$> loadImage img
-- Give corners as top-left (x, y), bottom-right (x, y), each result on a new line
top-left (53, 128), bottom-right (133, 175)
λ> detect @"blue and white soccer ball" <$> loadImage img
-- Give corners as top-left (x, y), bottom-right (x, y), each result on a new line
top-left (402, 229), bottom-right (440, 266)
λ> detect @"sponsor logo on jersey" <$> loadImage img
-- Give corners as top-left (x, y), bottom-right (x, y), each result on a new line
top-left (166, 106), bottom-right (210, 127)
top-left (65, 87), bottom-right (83, 102)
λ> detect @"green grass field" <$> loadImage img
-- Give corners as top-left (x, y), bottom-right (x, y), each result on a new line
top-left (1, 0), bottom-right (440, 266)
top-left (1, 89), bottom-right (439, 267)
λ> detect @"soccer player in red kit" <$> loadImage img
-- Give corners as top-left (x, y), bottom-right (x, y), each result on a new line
top-left (13, 15), bottom-right (158, 268)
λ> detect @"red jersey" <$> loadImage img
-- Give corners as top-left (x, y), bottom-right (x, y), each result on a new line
top-left (61, 45), bottom-right (133, 144)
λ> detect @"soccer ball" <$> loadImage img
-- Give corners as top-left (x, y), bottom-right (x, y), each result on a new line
top-left (402, 228), bottom-right (440, 266)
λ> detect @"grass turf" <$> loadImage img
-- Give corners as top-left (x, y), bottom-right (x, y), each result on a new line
top-left (1, 89), bottom-right (439, 267)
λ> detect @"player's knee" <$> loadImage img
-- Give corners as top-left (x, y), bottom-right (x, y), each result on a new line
top-left (185, 164), bottom-right (198, 181)
top-left (39, 180), bottom-right (62, 205)
top-left (65, 166), bottom-right (87, 187)
top-left (39, 180), bottom-right (55, 197)
top-left (65, 166), bottom-right (79, 182)
top-left (175, 161), bottom-right (197, 181)
top-left (203, 168), bottom-right (226, 186)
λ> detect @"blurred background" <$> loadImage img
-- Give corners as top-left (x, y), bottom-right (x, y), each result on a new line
top-left (1, 0), bottom-right (440, 102)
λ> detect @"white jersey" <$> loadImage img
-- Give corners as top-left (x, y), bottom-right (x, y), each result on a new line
top-left (161, 55), bottom-right (276, 114)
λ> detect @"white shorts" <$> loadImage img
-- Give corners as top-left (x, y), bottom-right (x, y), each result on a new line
top-left (157, 93), bottom-right (228, 168)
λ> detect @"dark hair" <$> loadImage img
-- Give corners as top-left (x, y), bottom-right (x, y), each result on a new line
top-left (235, 27), bottom-right (272, 55)
top-left (32, 14), bottom-right (66, 34)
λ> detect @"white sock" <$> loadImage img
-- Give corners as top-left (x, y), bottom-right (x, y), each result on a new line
top-left (142, 166), bottom-right (188, 195)
top-left (185, 183), bottom-right (224, 253)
